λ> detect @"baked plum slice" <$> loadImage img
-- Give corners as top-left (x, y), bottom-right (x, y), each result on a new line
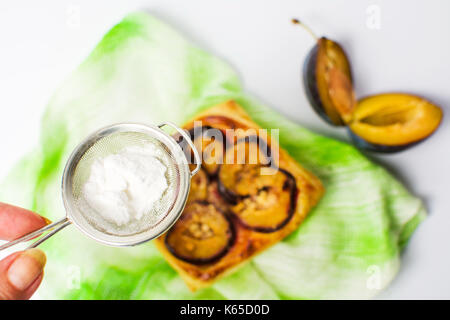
top-left (348, 93), bottom-right (443, 152)
top-left (217, 135), bottom-right (273, 203)
top-left (165, 201), bottom-right (235, 265)
top-left (187, 167), bottom-right (208, 203)
top-left (189, 126), bottom-right (228, 176)
top-left (219, 164), bottom-right (297, 233)
top-left (218, 136), bottom-right (297, 232)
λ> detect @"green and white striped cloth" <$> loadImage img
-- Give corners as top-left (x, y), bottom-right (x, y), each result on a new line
top-left (0, 12), bottom-right (425, 299)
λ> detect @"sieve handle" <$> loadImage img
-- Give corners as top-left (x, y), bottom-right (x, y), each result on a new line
top-left (0, 217), bottom-right (71, 252)
top-left (158, 122), bottom-right (201, 177)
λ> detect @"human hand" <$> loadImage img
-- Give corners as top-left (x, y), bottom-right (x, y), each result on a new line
top-left (0, 202), bottom-right (48, 300)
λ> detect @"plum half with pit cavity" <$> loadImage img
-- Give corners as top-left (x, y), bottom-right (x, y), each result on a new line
top-left (348, 93), bottom-right (443, 153)
top-left (294, 19), bottom-right (356, 126)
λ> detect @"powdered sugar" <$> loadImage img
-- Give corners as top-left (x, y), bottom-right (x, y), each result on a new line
top-left (82, 144), bottom-right (169, 227)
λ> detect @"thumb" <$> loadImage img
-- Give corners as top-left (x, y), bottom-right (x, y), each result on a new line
top-left (0, 249), bottom-right (46, 300)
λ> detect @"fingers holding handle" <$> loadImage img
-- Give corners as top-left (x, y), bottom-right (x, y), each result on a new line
top-left (0, 249), bottom-right (46, 300)
top-left (0, 202), bottom-right (50, 241)
top-left (0, 203), bottom-right (49, 300)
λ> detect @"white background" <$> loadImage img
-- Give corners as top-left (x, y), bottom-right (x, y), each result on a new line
top-left (0, 0), bottom-right (449, 299)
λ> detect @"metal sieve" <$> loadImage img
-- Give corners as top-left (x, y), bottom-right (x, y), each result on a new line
top-left (0, 122), bottom-right (200, 250)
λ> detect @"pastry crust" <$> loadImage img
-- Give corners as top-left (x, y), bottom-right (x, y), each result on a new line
top-left (154, 101), bottom-right (324, 290)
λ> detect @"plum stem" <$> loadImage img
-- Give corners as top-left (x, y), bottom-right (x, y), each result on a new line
top-left (292, 18), bottom-right (318, 41)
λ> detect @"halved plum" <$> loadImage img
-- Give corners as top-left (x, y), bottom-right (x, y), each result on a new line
top-left (165, 201), bottom-right (235, 265)
top-left (294, 19), bottom-right (443, 152)
top-left (348, 93), bottom-right (443, 152)
top-left (303, 37), bottom-right (355, 126)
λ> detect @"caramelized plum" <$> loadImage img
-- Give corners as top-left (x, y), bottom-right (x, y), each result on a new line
top-left (219, 165), bottom-right (297, 233)
top-left (187, 167), bottom-right (208, 203)
top-left (217, 135), bottom-right (273, 204)
top-left (217, 135), bottom-right (297, 232)
top-left (224, 135), bottom-right (272, 166)
top-left (189, 126), bottom-right (227, 176)
top-left (348, 93), bottom-right (443, 152)
top-left (165, 201), bottom-right (235, 265)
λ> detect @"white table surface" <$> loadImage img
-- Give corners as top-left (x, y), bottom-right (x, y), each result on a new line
top-left (0, 0), bottom-right (449, 299)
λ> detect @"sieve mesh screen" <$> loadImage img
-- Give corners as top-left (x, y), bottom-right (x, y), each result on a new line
top-left (71, 131), bottom-right (181, 237)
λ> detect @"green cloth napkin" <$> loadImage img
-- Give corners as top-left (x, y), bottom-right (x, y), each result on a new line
top-left (0, 12), bottom-right (425, 299)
